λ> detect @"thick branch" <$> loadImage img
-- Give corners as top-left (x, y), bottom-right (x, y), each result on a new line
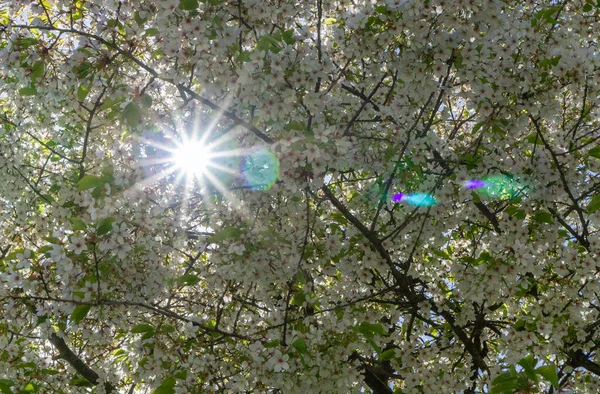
top-left (568, 350), bottom-right (600, 377)
top-left (49, 333), bottom-right (116, 393)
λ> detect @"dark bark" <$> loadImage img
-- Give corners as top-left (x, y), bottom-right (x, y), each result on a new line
top-left (49, 332), bottom-right (116, 393)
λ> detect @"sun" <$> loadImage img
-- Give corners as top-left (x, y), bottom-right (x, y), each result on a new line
top-left (173, 140), bottom-right (212, 178)
top-left (133, 112), bottom-right (280, 216)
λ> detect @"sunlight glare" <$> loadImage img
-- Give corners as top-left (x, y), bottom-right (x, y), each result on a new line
top-left (174, 141), bottom-right (211, 178)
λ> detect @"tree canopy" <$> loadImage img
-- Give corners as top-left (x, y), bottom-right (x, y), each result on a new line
top-left (1, 0), bottom-right (600, 393)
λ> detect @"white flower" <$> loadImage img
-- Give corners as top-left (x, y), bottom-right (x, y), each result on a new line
top-left (114, 242), bottom-right (131, 259)
top-left (98, 237), bottom-right (116, 252)
top-left (268, 349), bottom-right (289, 372)
top-left (228, 243), bottom-right (246, 256)
top-left (63, 259), bottom-right (74, 273)
top-left (5, 270), bottom-right (23, 287)
top-left (88, 207), bottom-right (98, 221)
top-left (81, 192), bottom-right (94, 207)
top-left (50, 245), bottom-right (67, 263)
top-left (67, 236), bottom-right (87, 255)
top-left (16, 249), bottom-right (31, 269)
top-left (304, 144), bottom-right (320, 161)
top-left (112, 222), bottom-right (128, 244)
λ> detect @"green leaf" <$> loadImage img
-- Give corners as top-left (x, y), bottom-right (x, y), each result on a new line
top-left (237, 50), bottom-right (251, 62)
top-left (179, 0), bottom-right (199, 10)
top-left (492, 370), bottom-right (517, 385)
top-left (330, 212), bottom-right (348, 226)
top-left (282, 29), bottom-right (296, 45)
top-left (375, 5), bottom-right (388, 13)
top-left (588, 146), bottom-right (600, 159)
top-left (476, 251), bottom-right (493, 264)
top-left (536, 365), bottom-right (558, 387)
top-left (356, 322), bottom-right (387, 339)
top-left (0, 379), bottom-right (13, 394)
top-left (71, 305), bottom-right (91, 324)
top-left (583, 3), bottom-right (593, 11)
top-left (106, 19), bottom-right (119, 28)
top-left (69, 217), bottom-right (87, 231)
top-left (177, 274), bottom-right (201, 286)
top-left (285, 120), bottom-right (305, 131)
top-left (363, 322), bottom-right (386, 335)
top-left (140, 94), bottom-right (153, 108)
top-left (77, 84), bottom-right (90, 101)
top-left (550, 55), bottom-right (562, 66)
top-left (70, 377), bottom-right (93, 387)
top-left (72, 61), bottom-right (92, 79)
top-left (30, 61), bottom-right (45, 81)
top-left (208, 227), bottom-right (243, 243)
top-left (145, 28), bottom-right (160, 36)
top-left (15, 38), bottom-right (38, 48)
top-left (41, 369), bottom-right (59, 375)
top-left (141, 331), bottom-right (155, 340)
top-left (131, 324), bottom-right (154, 333)
top-left (490, 379), bottom-right (518, 394)
top-left (174, 370), bottom-right (188, 380)
top-left (366, 337), bottom-right (382, 353)
top-left (153, 381), bottom-right (175, 394)
top-left (505, 205), bottom-right (526, 219)
top-left (122, 102), bottom-right (142, 127)
top-left (524, 133), bottom-right (538, 143)
top-left (471, 121), bottom-right (485, 134)
top-left (380, 348), bottom-right (396, 361)
top-left (533, 211), bottom-right (553, 224)
top-left (100, 97), bottom-right (115, 112)
top-left (264, 339), bottom-right (280, 348)
top-left (161, 324), bottom-right (176, 334)
top-left (16, 362), bottom-right (36, 370)
top-left (518, 355), bottom-right (538, 382)
top-left (588, 195), bottom-right (600, 214)
top-left (292, 338), bottom-right (308, 354)
top-left (91, 185), bottom-right (104, 199)
top-left (18, 86), bottom-right (37, 96)
top-left (96, 217), bottom-right (115, 236)
top-left (432, 249), bottom-right (450, 259)
top-left (256, 35), bottom-right (281, 53)
top-left (77, 175), bottom-right (104, 191)
top-left (324, 17), bottom-right (337, 25)
top-left (133, 11), bottom-right (148, 26)
top-left (291, 291), bottom-right (306, 306)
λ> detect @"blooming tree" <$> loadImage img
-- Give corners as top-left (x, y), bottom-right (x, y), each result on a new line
top-left (1, 0), bottom-right (600, 393)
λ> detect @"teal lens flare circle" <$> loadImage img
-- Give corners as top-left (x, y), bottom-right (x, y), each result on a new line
top-left (480, 175), bottom-right (524, 199)
top-left (241, 148), bottom-right (279, 190)
top-left (405, 193), bottom-right (437, 207)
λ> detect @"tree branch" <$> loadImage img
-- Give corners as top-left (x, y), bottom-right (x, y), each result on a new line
top-left (49, 332), bottom-right (117, 393)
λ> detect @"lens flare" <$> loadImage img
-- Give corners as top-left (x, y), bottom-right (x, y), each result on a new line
top-left (463, 179), bottom-right (487, 189)
top-left (405, 193), bottom-right (437, 207)
top-left (393, 193), bottom-right (436, 207)
top-left (392, 193), bottom-right (404, 203)
top-left (241, 147), bottom-right (279, 190)
top-left (479, 175), bottom-right (524, 199)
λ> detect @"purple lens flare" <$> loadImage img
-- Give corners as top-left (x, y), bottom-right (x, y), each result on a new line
top-left (392, 193), bottom-right (404, 203)
top-left (463, 179), bottom-right (487, 189)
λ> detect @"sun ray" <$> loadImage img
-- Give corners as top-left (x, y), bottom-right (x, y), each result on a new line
top-left (131, 105), bottom-right (279, 233)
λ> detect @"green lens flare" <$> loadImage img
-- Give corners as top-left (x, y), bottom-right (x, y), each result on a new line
top-left (480, 175), bottom-right (526, 199)
top-left (241, 148), bottom-right (279, 190)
